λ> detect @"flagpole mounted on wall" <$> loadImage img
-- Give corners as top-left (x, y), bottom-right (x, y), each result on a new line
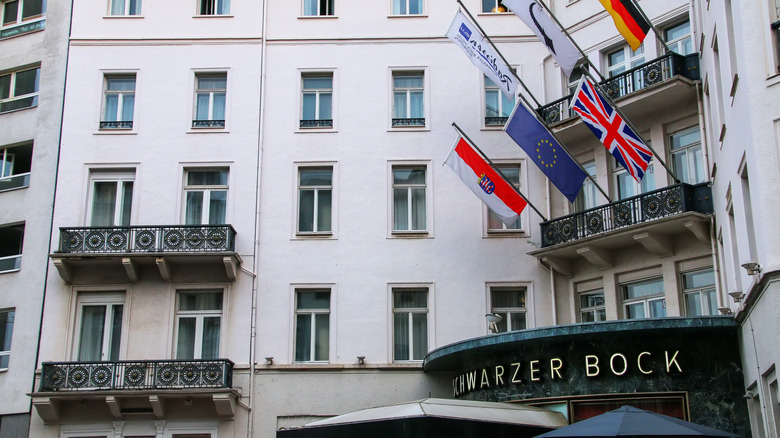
top-left (451, 122), bottom-right (548, 222)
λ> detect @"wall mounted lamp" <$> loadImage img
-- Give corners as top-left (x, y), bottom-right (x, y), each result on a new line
top-left (741, 261), bottom-right (762, 275)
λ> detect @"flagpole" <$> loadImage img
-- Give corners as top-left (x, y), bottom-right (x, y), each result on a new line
top-left (628, 0), bottom-right (673, 54)
top-left (531, 0), bottom-right (607, 82)
top-left (451, 122), bottom-right (548, 222)
top-left (511, 88), bottom-right (613, 204)
top-left (578, 68), bottom-right (680, 183)
top-left (455, 0), bottom-right (542, 107)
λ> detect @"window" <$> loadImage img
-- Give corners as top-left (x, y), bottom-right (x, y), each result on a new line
top-left (75, 293), bottom-right (124, 362)
top-left (393, 0), bottom-right (422, 15)
top-left (575, 161), bottom-right (597, 211)
top-left (482, 0), bottom-right (507, 13)
top-left (0, 309), bottom-right (13, 369)
top-left (109, 0), bottom-right (141, 16)
top-left (298, 167), bottom-right (332, 234)
top-left (300, 74), bottom-right (333, 128)
top-left (392, 72), bottom-right (424, 127)
top-left (484, 75), bottom-right (514, 126)
top-left (665, 20), bottom-right (693, 55)
top-left (487, 164), bottom-right (522, 232)
top-left (184, 169), bottom-right (228, 225)
top-left (392, 165), bottom-right (427, 233)
top-left (606, 45), bottom-right (644, 97)
top-left (579, 290), bottom-right (606, 322)
top-left (100, 74), bottom-right (135, 129)
top-left (1, 0), bottom-right (44, 27)
top-left (294, 289), bottom-right (330, 362)
top-left (622, 277), bottom-right (665, 319)
top-left (0, 223), bottom-right (24, 273)
top-left (0, 142), bottom-right (32, 192)
top-left (773, 0), bottom-right (780, 72)
top-left (670, 126), bottom-right (705, 184)
top-left (175, 290), bottom-right (223, 359)
top-left (490, 287), bottom-right (526, 332)
top-left (303, 0), bottom-right (333, 16)
top-left (0, 65), bottom-right (39, 113)
top-left (199, 0), bottom-right (229, 15)
top-left (682, 268), bottom-right (717, 316)
top-left (393, 288), bottom-right (428, 361)
top-left (193, 73), bottom-right (226, 128)
top-left (88, 171), bottom-right (134, 227)
top-left (615, 162), bottom-right (654, 200)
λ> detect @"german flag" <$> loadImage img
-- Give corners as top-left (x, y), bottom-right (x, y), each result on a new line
top-left (599, 0), bottom-right (651, 51)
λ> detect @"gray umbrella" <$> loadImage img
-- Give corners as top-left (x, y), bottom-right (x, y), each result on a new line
top-left (535, 406), bottom-right (736, 438)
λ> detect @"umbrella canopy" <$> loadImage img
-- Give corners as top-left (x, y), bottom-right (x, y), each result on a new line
top-left (535, 406), bottom-right (736, 438)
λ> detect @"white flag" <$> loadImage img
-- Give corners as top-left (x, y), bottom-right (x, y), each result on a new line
top-left (502, 0), bottom-right (580, 77)
top-left (446, 10), bottom-right (518, 99)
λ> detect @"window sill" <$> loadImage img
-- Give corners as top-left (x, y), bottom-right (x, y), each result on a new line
top-left (389, 232), bottom-right (431, 239)
top-left (387, 14), bottom-right (428, 18)
top-left (293, 233), bottom-right (335, 240)
top-left (103, 15), bottom-right (144, 19)
top-left (481, 125), bottom-right (506, 131)
top-left (187, 128), bottom-right (230, 134)
top-left (297, 15), bottom-right (338, 19)
top-left (193, 14), bottom-right (234, 18)
top-left (477, 12), bottom-right (513, 16)
top-left (0, 269), bottom-right (20, 275)
top-left (94, 130), bottom-right (137, 135)
top-left (387, 127), bottom-right (430, 132)
top-left (296, 128), bottom-right (337, 134)
top-left (485, 231), bottom-right (528, 238)
top-left (766, 72), bottom-right (780, 87)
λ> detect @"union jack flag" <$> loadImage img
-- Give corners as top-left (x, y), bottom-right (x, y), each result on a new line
top-left (570, 76), bottom-right (652, 182)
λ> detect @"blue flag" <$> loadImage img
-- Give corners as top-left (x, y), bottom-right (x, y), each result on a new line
top-left (505, 101), bottom-right (586, 203)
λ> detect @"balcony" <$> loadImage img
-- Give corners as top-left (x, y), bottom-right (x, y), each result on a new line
top-left (33, 359), bottom-right (238, 423)
top-left (529, 183), bottom-right (713, 275)
top-left (537, 52), bottom-right (700, 126)
top-left (50, 225), bottom-right (241, 284)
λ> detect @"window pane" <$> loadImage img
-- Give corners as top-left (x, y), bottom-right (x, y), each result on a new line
top-left (485, 89), bottom-right (499, 118)
top-left (110, 0), bottom-right (125, 15)
top-left (482, 0), bottom-right (494, 13)
top-left (411, 187), bottom-right (425, 230)
top-left (649, 299), bottom-right (666, 317)
top-left (107, 77), bottom-right (135, 91)
top-left (295, 314), bottom-right (311, 361)
top-left (671, 127), bottom-right (700, 150)
top-left (394, 167), bottom-right (425, 185)
top-left (91, 181), bottom-right (118, 226)
top-left (212, 93), bottom-right (226, 120)
top-left (411, 312), bottom-right (427, 360)
top-left (14, 68), bottom-right (39, 96)
top-left (509, 313), bottom-right (526, 331)
top-left (121, 95), bottom-right (135, 121)
top-left (0, 74), bottom-right (11, 99)
top-left (129, 0), bottom-right (141, 15)
top-left (201, 317), bottom-right (221, 359)
top-left (176, 317), bottom-right (196, 359)
top-left (393, 313), bottom-right (409, 360)
top-left (319, 93), bottom-right (332, 119)
top-left (394, 75), bottom-right (423, 88)
top-left (0, 311), bottom-right (14, 352)
top-left (705, 289), bottom-right (718, 316)
top-left (624, 278), bottom-right (663, 299)
top-left (297, 291), bottom-right (330, 310)
top-left (217, 0), bottom-right (230, 14)
top-left (393, 188), bottom-right (408, 230)
top-left (21, 0), bottom-right (43, 18)
top-left (410, 91), bottom-right (423, 118)
top-left (314, 313), bottom-right (329, 361)
top-left (108, 305), bottom-right (123, 361)
top-left (625, 302), bottom-right (645, 319)
top-left (78, 306), bottom-right (106, 361)
top-left (317, 189), bottom-right (332, 232)
top-left (393, 0), bottom-right (406, 14)
top-left (685, 292), bottom-right (703, 316)
top-left (303, 0), bottom-right (317, 15)
top-left (3, 1), bottom-right (19, 25)
top-left (179, 292), bottom-right (223, 311)
top-left (394, 290), bottom-right (426, 308)
top-left (198, 76), bottom-right (226, 90)
top-left (666, 21), bottom-right (690, 43)
top-left (208, 190), bottom-right (227, 224)
top-left (303, 77), bottom-right (332, 89)
top-left (298, 190), bottom-right (314, 232)
top-left (580, 292), bottom-right (605, 308)
top-left (188, 170), bottom-right (228, 186)
top-left (195, 93), bottom-right (210, 119)
top-left (300, 168), bottom-right (332, 186)
top-left (302, 93), bottom-right (316, 119)
top-left (393, 92), bottom-right (407, 118)
top-left (120, 181), bottom-right (133, 226)
top-left (683, 269), bottom-right (715, 289)
top-left (409, 0), bottom-right (421, 14)
top-left (491, 289), bottom-right (525, 308)
top-left (185, 192), bottom-right (204, 225)
top-left (104, 95), bottom-right (119, 121)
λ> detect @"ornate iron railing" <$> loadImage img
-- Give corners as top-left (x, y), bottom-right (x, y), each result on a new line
top-left (299, 119), bottom-right (333, 128)
top-left (485, 116), bottom-right (508, 126)
top-left (57, 225), bottom-right (236, 254)
top-left (39, 359), bottom-right (233, 392)
top-left (192, 119), bottom-right (225, 128)
top-left (100, 121), bottom-right (133, 129)
top-left (537, 52), bottom-right (700, 125)
top-left (392, 118), bottom-right (425, 127)
top-left (540, 183), bottom-right (712, 247)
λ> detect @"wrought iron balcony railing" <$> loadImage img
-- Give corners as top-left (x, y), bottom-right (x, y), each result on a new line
top-left (540, 183), bottom-right (712, 248)
top-left (58, 225), bottom-right (236, 254)
top-left (300, 119), bottom-right (333, 128)
top-left (392, 118), bottom-right (425, 127)
top-left (537, 52), bottom-right (700, 125)
top-left (39, 359), bottom-right (233, 392)
top-left (99, 120), bottom-right (133, 129)
top-left (192, 119), bottom-right (225, 128)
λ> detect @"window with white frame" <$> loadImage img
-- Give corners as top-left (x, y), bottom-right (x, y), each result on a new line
top-left (300, 73), bottom-right (333, 128)
top-left (88, 171), bottom-right (134, 227)
top-left (199, 0), bottom-right (229, 15)
top-left (175, 290), bottom-right (223, 360)
top-left (487, 164), bottom-right (522, 232)
top-left (482, 0), bottom-right (507, 12)
top-left (109, 0), bottom-right (141, 16)
top-left (579, 289), bottom-right (606, 322)
top-left (0, 65), bottom-right (40, 114)
top-left (392, 72), bottom-right (424, 127)
top-left (0, 309), bottom-right (13, 370)
top-left (392, 165), bottom-right (427, 233)
top-left (183, 169), bottom-right (228, 225)
top-left (74, 293), bottom-right (124, 362)
top-left (1, 0), bottom-right (44, 28)
top-left (393, 0), bottom-right (422, 15)
top-left (664, 20), bottom-right (693, 56)
top-left (0, 142), bottom-right (32, 192)
top-left (670, 126), bottom-right (705, 184)
top-left (303, 0), bottom-right (333, 16)
top-left (484, 75), bottom-right (514, 126)
top-left (622, 277), bottom-right (666, 319)
top-left (773, 0), bottom-right (780, 72)
top-left (294, 289), bottom-right (330, 362)
top-left (0, 223), bottom-right (23, 273)
top-left (298, 167), bottom-right (332, 234)
top-left (490, 286), bottom-right (526, 332)
top-left (606, 45), bottom-right (644, 97)
top-left (193, 73), bottom-right (226, 128)
top-left (614, 161), bottom-right (654, 200)
top-left (682, 268), bottom-right (717, 316)
top-left (100, 74), bottom-right (136, 129)
top-left (393, 288), bottom-right (428, 361)
top-left (574, 161), bottom-right (597, 212)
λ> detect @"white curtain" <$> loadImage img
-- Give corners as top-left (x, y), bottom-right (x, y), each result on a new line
top-left (91, 181), bottom-right (117, 226)
top-left (78, 306), bottom-right (106, 361)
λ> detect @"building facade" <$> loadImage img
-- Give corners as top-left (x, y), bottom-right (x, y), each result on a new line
top-left (0, 0), bottom-right (70, 436)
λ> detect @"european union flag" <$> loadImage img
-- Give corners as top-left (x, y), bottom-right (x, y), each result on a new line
top-left (505, 101), bottom-right (586, 203)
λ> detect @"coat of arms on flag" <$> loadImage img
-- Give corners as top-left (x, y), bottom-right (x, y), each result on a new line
top-left (570, 76), bottom-right (652, 183)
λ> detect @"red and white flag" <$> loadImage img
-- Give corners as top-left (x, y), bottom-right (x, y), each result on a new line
top-left (444, 137), bottom-right (527, 226)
